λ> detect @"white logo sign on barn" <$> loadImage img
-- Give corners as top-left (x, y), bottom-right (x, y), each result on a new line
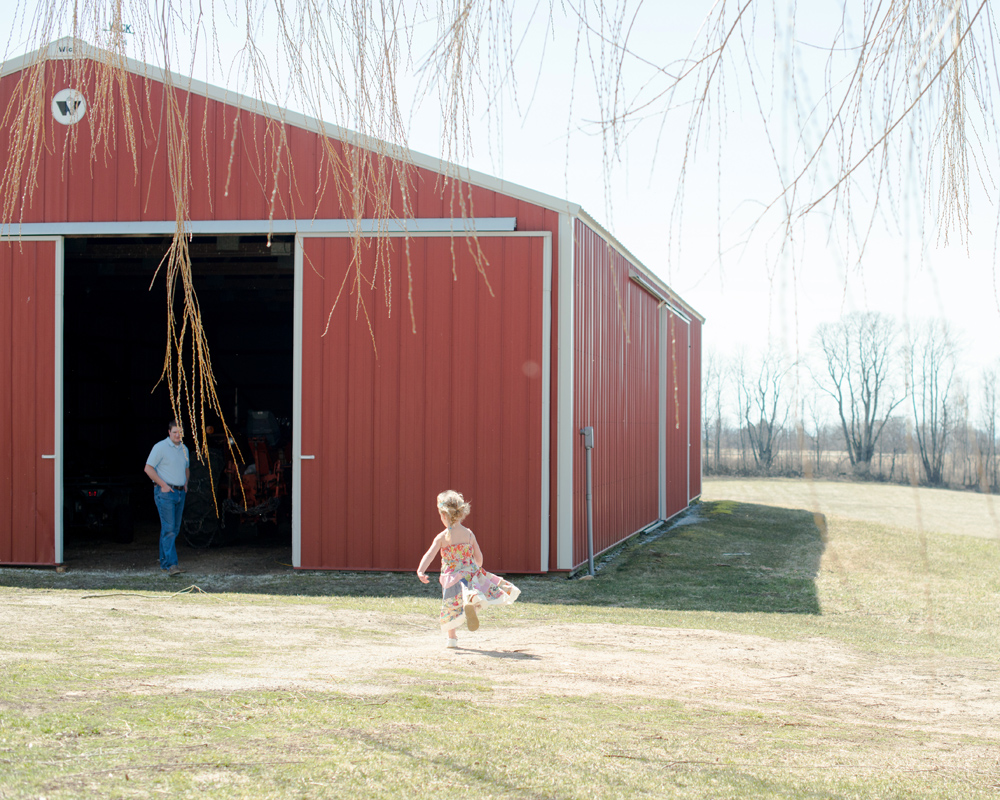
top-left (51, 88), bottom-right (87, 125)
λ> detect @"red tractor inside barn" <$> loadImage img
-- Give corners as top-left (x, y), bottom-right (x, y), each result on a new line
top-left (181, 410), bottom-right (290, 547)
top-left (223, 410), bottom-right (290, 528)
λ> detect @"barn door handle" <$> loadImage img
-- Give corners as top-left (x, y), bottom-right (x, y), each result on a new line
top-left (300, 455), bottom-right (316, 460)
top-left (41, 454), bottom-right (56, 459)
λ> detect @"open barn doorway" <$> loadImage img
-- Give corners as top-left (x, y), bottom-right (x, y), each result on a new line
top-left (60, 234), bottom-right (294, 572)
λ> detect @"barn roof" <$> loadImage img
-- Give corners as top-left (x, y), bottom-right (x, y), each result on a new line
top-left (1, 37), bottom-right (703, 323)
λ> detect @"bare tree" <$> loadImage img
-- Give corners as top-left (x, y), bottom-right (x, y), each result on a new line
top-left (702, 348), bottom-right (728, 473)
top-left (879, 416), bottom-right (910, 483)
top-left (950, 381), bottom-right (975, 486)
top-left (979, 365), bottom-right (999, 492)
top-left (733, 351), bottom-right (749, 472)
top-left (908, 320), bottom-right (959, 486)
top-left (736, 350), bottom-right (790, 474)
top-left (814, 313), bottom-right (906, 477)
top-left (803, 390), bottom-right (829, 477)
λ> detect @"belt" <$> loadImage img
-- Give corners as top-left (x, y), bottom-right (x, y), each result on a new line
top-left (169, 484), bottom-right (186, 491)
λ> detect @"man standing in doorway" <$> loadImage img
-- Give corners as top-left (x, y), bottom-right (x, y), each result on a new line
top-left (144, 420), bottom-right (190, 576)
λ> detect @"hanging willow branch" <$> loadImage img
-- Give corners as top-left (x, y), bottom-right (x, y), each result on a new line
top-left (0, 2), bottom-right (459, 500)
top-left (2, 0), bottom-right (999, 487)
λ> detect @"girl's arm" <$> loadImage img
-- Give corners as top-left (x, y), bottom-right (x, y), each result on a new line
top-left (471, 532), bottom-right (484, 569)
top-left (416, 535), bottom-right (442, 583)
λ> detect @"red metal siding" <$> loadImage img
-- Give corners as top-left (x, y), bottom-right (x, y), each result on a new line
top-left (0, 58), bottom-right (568, 570)
top-left (0, 56), bottom-right (700, 569)
top-left (689, 319), bottom-right (702, 500)
top-left (0, 62), bottom-right (561, 245)
top-left (0, 240), bottom-right (57, 565)
top-left (664, 311), bottom-right (690, 518)
top-left (573, 220), bottom-right (660, 569)
top-left (301, 235), bottom-right (546, 572)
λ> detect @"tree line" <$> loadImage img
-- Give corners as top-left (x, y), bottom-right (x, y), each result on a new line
top-left (703, 313), bottom-right (999, 490)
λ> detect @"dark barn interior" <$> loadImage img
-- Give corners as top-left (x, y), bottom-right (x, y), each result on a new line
top-left (61, 235), bottom-right (294, 561)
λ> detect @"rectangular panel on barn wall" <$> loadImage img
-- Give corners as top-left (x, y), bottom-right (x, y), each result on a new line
top-left (0, 239), bottom-right (59, 565)
top-left (689, 319), bottom-right (703, 500)
top-left (571, 221), bottom-right (661, 570)
top-left (298, 233), bottom-right (548, 572)
top-left (663, 310), bottom-right (690, 520)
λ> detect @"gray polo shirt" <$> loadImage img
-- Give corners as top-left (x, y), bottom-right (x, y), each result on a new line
top-left (146, 437), bottom-right (190, 487)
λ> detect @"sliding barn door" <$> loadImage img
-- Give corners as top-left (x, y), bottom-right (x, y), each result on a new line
top-left (298, 234), bottom-right (547, 572)
top-left (0, 239), bottom-right (59, 565)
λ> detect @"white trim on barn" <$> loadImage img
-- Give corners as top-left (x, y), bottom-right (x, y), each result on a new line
top-left (556, 211), bottom-right (576, 570)
top-left (54, 236), bottom-right (64, 564)
top-left (1, 218), bottom-right (518, 237)
top-left (292, 235), bottom-right (305, 569)
top-left (658, 303), bottom-right (668, 521)
top-left (539, 231), bottom-right (553, 572)
top-left (688, 327), bottom-right (692, 502)
top-left (292, 229), bottom-right (554, 571)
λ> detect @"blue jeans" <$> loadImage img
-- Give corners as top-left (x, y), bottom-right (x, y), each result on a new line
top-left (154, 486), bottom-right (186, 569)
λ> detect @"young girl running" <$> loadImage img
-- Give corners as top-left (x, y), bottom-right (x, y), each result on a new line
top-left (416, 490), bottom-right (520, 648)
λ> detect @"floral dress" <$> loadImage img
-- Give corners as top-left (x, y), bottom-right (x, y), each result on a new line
top-left (438, 540), bottom-right (520, 631)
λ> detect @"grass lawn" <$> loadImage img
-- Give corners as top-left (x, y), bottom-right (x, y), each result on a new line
top-left (1, 488), bottom-right (998, 799)
top-left (702, 477), bottom-right (1000, 541)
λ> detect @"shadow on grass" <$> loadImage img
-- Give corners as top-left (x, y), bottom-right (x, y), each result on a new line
top-left (573, 500), bottom-right (826, 614)
top-left (0, 502), bottom-right (824, 614)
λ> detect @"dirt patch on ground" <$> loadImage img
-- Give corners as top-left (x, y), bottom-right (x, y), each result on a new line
top-left (6, 590), bottom-right (998, 752)
top-left (22, 482), bottom-right (997, 791)
top-left (42, 480), bottom-right (1000, 769)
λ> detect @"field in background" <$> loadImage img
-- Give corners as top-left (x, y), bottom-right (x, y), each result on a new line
top-left (2, 483), bottom-right (999, 799)
top-left (703, 443), bottom-right (995, 492)
top-left (702, 477), bottom-right (1000, 540)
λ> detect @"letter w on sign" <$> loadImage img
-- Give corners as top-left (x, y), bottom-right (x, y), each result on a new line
top-left (56, 100), bottom-right (81, 117)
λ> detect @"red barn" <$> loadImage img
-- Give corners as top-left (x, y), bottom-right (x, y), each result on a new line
top-left (0, 39), bottom-right (702, 573)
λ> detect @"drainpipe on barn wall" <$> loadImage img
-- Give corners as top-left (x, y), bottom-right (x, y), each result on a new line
top-left (580, 426), bottom-right (595, 576)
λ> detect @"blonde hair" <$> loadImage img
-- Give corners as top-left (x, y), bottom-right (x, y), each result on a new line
top-left (437, 490), bottom-right (471, 526)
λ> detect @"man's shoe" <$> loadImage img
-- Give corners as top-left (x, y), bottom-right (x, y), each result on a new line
top-left (168, 565), bottom-right (185, 577)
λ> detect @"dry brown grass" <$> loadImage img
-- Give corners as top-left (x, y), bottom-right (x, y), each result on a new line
top-left (703, 477), bottom-right (1000, 541)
